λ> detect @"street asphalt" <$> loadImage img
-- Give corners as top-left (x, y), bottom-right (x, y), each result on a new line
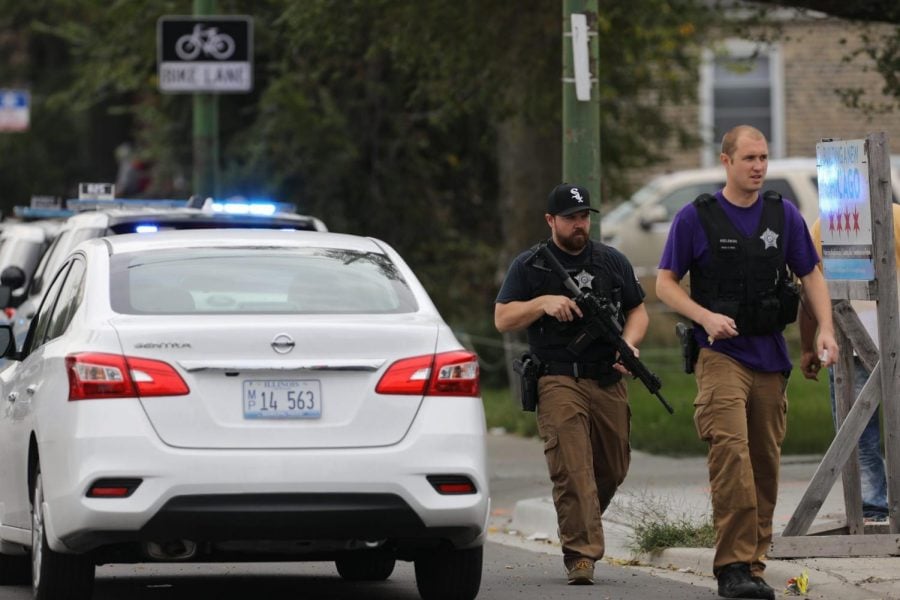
top-left (486, 430), bottom-right (900, 600)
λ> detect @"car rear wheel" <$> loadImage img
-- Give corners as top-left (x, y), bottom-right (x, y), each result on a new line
top-left (31, 469), bottom-right (94, 600)
top-left (414, 545), bottom-right (482, 600)
top-left (0, 552), bottom-right (30, 584)
top-left (335, 551), bottom-right (396, 581)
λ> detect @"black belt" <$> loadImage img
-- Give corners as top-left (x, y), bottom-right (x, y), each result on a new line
top-left (541, 361), bottom-right (614, 381)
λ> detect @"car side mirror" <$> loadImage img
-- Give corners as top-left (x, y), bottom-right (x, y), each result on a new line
top-left (638, 204), bottom-right (668, 231)
top-left (0, 266), bottom-right (25, 292)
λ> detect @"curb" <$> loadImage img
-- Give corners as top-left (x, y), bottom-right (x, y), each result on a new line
top-left (508, 496), bottom-right (899, 600)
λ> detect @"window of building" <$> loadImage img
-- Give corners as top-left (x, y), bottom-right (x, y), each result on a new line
top-left (700, 40), bottom-right (785, 166)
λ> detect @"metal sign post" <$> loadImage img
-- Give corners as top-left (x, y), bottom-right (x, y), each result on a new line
top-left (562, 0), bottom-right (600, 236)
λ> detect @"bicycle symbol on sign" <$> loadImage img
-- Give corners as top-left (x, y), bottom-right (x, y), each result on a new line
top-left (175, 24), bottom-right (236, 60)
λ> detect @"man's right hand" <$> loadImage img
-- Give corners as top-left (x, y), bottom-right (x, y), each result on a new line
top-left (542, 295), bottom-right (583, 322)
top-left (701, 312), bottom-right (739, 342)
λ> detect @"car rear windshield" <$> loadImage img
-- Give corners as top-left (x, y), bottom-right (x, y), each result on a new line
top-left (110, 247), bottom-right (418, 314)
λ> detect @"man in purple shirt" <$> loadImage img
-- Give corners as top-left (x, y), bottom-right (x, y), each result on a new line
top-left (656, 125), bottom-right (838, 600)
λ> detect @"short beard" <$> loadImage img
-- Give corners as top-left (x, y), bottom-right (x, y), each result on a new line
top-left (556, 230), bottom-right (588, 253)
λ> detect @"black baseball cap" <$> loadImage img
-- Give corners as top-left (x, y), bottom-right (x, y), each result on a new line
top-left (547, 183), bottom-right (598, 216)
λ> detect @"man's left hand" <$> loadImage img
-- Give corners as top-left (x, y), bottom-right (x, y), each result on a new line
top-left (613, 341), bottom-right (638, 375)
top-left (799, 350), bottom-right (821, 381)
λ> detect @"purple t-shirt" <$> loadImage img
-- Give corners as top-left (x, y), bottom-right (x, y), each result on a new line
top-left (658, 190), bottom-right (819, 372)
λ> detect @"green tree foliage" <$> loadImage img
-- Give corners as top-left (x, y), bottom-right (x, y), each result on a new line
top-left (0, 0), bottom-right (715, 326)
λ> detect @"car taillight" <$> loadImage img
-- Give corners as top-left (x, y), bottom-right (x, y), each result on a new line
top-left (126, 356), bottom-right (190, 397)
top-left (66, 353), bottom-right (189, 401)
top-left (430, 351), bottom-right (480, 396)
top-left (376, 351), bottom-right (479, 397)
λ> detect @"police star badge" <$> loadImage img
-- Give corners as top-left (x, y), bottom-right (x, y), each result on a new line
top-left (760, 228), bottom-right (779, 250)
top-left (574, 269), bottom-right (594, 290)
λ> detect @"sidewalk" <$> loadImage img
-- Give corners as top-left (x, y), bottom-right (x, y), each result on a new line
top-left (488, 432), bottom-right (900, 599)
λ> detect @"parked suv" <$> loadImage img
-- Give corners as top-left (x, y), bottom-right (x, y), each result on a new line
top-left (2, 202), bottom-right (327, 345)
top-left (601, 157), bottom-right (900, 297)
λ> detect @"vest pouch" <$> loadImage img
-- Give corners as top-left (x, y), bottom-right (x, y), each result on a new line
top-left (709, 299), bottom-right (740, 321)
top-left (749, 295), bottom-right (782, 334)
top-left (777, 280), bottom-right (800, 327)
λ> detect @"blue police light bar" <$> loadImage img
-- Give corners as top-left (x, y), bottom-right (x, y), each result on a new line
top-left (210, 197), bottom-right (296, 216)
top-left (65, 197), bottom-right (296, 216)
top-left (67, 198), bottom-right (190, 211)
top-left (13, 206), bottom-right (75, 219)
top-left (211, 201), bottom-right (277, 216)
top-left (134, 225), bottom-right (160, 233)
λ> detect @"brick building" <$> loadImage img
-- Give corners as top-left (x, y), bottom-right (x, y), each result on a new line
top-left (631, 13), bottom-right (900, 187)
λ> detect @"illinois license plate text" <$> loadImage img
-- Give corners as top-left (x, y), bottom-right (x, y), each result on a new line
top-left (243, 380), bottom-right (322, 419)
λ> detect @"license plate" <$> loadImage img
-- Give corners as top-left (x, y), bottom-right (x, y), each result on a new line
top-left (242, 380), bottom-right (322, 419)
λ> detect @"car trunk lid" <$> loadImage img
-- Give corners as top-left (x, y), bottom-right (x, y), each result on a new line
top-left (111, 315), bottom-right (439, 449)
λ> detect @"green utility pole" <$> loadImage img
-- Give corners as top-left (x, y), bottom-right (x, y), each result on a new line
top-left (562, 0), bottom-right (600, 235)
top-left (193, 0), bottom-right (219, 199)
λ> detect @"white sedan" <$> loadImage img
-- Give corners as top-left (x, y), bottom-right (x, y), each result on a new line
top-left (0, 229), bottom-right (488, 600)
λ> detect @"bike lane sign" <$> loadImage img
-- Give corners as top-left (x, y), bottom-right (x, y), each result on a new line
top-left (157, 16), bottom-right (253, 93)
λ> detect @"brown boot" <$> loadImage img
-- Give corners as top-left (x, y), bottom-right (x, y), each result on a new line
top-left (566, 558), bottom-right (594, 585)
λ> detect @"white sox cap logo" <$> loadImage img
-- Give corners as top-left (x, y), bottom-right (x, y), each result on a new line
top-left (548, 183), bottom-right (596, 216)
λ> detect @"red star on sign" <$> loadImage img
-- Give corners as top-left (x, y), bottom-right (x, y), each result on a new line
top-left (828, 212), bottom-right (835, 233)
top-left (853, 208), bottom-right (860, 233)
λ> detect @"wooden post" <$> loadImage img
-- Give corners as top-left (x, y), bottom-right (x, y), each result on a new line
top-left (779, 366), bottom-right (881, 538)
top-left (771, 132), bottom-right (900, 557)
top-left (867, 132), bottom-right (900, 534)
top-left (833, 320), bottom-right (864, 534)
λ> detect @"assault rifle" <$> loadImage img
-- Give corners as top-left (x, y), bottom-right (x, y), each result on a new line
top-left (537, 244), bottom-right (674, 414)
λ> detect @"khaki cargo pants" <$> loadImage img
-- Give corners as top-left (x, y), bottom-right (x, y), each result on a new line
top-left (694, 349), bottom-right (788, 577)
top-left (536, 375), bottom-right (630, 564)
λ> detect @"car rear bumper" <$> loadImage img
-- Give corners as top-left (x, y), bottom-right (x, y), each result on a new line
top-left (64, 492), bottom-right (484, 559)
top-left (35, 397), bottom-right (489, 555)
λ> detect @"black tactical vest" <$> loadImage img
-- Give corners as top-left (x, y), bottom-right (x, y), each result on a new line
top-left (524, 241), bottom-right (622, 364)
top-left (690, 191), bottom-right (798, 335)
